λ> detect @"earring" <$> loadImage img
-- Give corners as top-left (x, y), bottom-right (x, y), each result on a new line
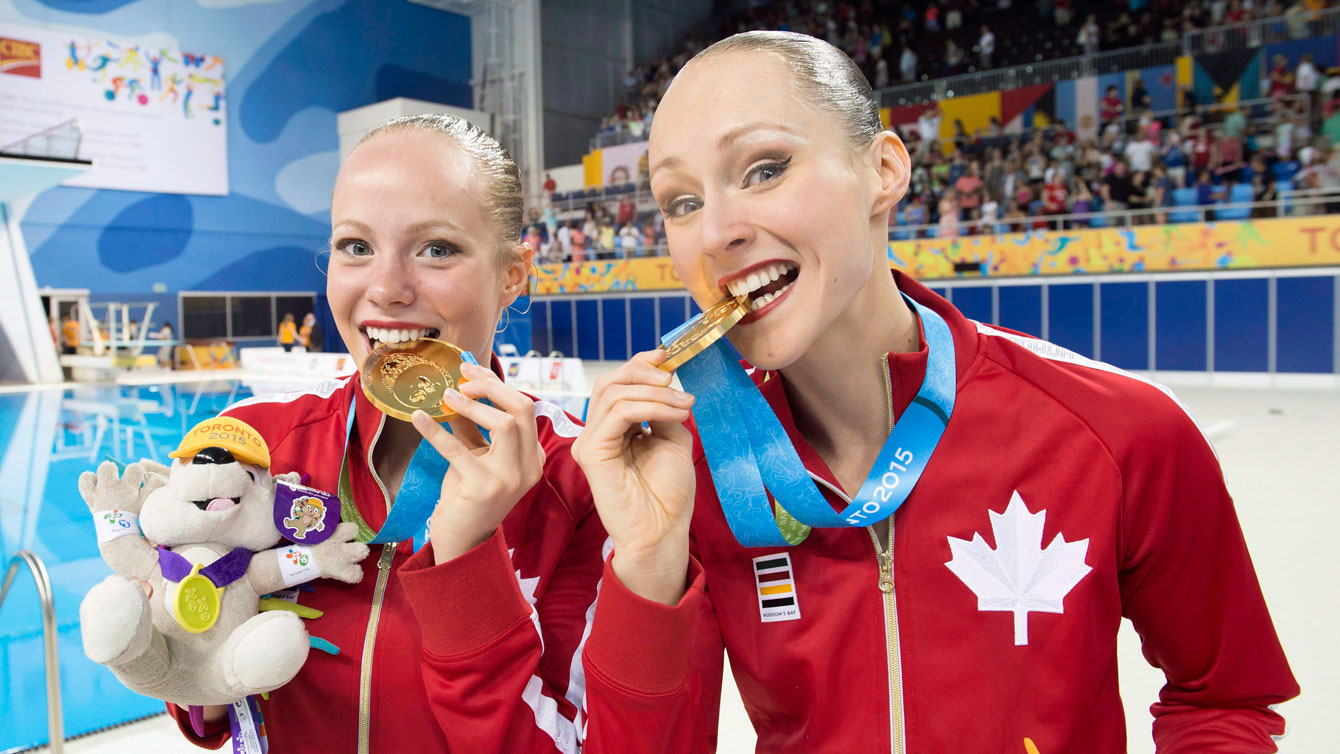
top-left (495, 306), bottom-right (511, 334)
top-left (314, 247), bottom-right (331, 277)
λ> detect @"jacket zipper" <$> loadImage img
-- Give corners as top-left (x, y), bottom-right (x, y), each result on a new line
top-left (871, 356), bottom-right (905, 754)
top-left (357, 415), bottom-right (395, 754)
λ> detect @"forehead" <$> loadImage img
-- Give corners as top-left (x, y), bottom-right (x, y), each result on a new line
top-left (332, 131), bottom-right (491, 236)
top-left (650, 50), bottom-right (829, 162)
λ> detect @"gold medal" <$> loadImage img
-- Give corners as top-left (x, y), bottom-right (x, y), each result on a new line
top-left (360, 338), bottom-right (467, 422)
top-left (659, 296), bottom-right (749, 372)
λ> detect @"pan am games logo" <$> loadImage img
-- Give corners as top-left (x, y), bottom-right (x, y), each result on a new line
top-left (0, 37), bottom-right (41, 78)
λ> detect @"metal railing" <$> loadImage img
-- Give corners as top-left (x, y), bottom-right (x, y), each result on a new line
top-left (875, 6), bottom-right (1340, 106)
top-left (0, 118), bottom-right (84, 162)
top-left (890, 190), bottom-right (1340, 239)
top-left (536, 192), bottom-right (1340, 264)
top-left (0, 550), bottom-right (64, 753)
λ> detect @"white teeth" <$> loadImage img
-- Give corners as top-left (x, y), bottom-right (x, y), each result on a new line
top-left (768, 265), bottom-right (781, 282)
top-left (725, 263), bottom-right (798, 299)
top-left (366, 326), bottom-right (432, 346)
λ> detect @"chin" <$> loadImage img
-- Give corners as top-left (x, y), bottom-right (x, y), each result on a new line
top-left (730, 328), bottom-right (809, 372)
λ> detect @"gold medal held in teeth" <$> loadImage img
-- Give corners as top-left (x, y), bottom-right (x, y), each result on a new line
top-left (360, 338), bottom-right (468, 422)
top-left (658, 296), bottom-right (749, 372)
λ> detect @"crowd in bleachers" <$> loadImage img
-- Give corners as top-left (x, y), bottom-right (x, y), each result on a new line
top-left (895, 55), bottom-right (1340, 237)
top-left (595, 0), bottom-right (1333, 149)
top-left (525, 189), bottom-right (666, 264)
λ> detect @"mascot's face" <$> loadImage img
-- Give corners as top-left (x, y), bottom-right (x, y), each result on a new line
top-left (140, 446), bottom-right (283, 550)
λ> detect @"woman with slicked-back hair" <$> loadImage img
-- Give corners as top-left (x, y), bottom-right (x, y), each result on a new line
top-left (572, 32), bottom-right (1298, 753)
top-left (165, 114), bottom-right (605, 753)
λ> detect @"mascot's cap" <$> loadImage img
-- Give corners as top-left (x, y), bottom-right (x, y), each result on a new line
top-left (168, 416), bottom-right (271, 469)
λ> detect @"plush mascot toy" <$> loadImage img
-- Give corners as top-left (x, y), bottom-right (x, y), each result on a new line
top-left (78, 416), bottom-right (367, 740)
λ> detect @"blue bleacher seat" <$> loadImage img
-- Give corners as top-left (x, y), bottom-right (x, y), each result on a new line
top-left (1214, 183), bottom-right (1254, 221)
top-left (1169, 188), bottom-right (1199, 223)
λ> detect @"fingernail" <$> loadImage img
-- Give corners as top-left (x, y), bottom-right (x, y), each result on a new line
top-left (461, 362), bottom-right (489, 375)
top-left (443, 387), bottom-right (461, 401)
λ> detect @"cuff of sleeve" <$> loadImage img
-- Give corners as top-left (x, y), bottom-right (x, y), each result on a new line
top-left (165, 703), bottom-right (230, 750)
top-left (584, 554), bottom-right (704, 696)
top-left (398, 527), bottom-right (533, 656)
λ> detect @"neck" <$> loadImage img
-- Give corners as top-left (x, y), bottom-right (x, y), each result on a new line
top-left (779, 261), bottom-right (918, 466)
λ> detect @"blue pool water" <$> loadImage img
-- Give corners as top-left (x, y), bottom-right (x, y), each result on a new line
top-left (0, 381), bottom-right (254, 753)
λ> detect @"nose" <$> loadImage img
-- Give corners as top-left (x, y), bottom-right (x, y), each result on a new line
top-left (698, 191), bottom-right (755, 257)
top-left (192, 447), bottom-right (235, 465)
top-left (366, 253), bottom-right (415, 309)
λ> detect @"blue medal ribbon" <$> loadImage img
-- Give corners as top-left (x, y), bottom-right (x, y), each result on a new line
top-left (664, 293), bottom-right (956, 547)
top-left (338, 352), bottom-right (487, 547)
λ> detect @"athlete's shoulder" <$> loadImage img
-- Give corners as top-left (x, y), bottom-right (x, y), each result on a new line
top-left (971, 321), bottom-right (1210, 453)
top-left (221, 375), bottom-right (354, 445)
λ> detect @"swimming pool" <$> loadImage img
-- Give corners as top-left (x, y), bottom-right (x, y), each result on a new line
top-left (0, 381), bottom-right (255, 753)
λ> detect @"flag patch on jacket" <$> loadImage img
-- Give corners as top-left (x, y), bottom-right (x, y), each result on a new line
top-left (753, 552), bottom-right (800, 622)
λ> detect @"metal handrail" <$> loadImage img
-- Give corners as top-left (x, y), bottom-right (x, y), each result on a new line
top-left (891, 189), bottom-right (1340, 238)
top-left (0, 550), bottom-right (64, 754)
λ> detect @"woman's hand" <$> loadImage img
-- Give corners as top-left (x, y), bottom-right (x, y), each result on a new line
top-left (412, 361), bottom-right (546, 565)
top-left (570, 350), bottom-right (697, 605)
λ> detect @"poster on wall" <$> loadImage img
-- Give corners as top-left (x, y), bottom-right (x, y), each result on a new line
top-left (0, 22), bottom-right (227, 196)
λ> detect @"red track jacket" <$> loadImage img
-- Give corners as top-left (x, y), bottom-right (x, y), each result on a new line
top-left (580, 273), bottom-right (1299, 753)
top-left (169, 364), bottom-right (604, 752)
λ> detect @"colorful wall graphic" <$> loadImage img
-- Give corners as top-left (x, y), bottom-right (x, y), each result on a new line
top-left (6, 0), bottom-right (473, 349)
top-left (534, 215), bottom-right (1340, 295)
top-left (0, 21), bottom-right (228, 194)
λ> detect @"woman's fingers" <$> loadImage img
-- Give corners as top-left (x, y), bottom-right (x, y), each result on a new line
top-left (411, 410), bottom-right (484, 474)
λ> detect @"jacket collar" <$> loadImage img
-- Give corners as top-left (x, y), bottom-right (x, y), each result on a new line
top-left (747, 271), bottom-right (978, 498)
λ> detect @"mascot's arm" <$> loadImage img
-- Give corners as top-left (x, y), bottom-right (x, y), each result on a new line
top-left (79, 461), bottom-right (164, 581)
top-left (247, 522), bottom-right (370, 595)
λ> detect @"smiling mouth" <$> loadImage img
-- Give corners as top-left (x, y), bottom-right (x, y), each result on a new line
top-left (191, 497), bottom-right (241, 513)
top-left (360, 326), bottom-right (441, 350)
top-left (726, 262), bottom-right (800, 312)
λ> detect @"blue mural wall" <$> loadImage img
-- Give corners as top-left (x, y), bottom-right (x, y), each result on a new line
top-left (6, 0), bottom-right (473, 350)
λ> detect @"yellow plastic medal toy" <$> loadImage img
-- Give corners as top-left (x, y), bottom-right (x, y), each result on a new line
top-left (173, 563), bottom-right (225, 634)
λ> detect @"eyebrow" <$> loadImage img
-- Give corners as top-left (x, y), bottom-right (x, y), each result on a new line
top-left (331, 218), bottom-right (465, 236)
top-left (650, 122), bottom-right (803, 179)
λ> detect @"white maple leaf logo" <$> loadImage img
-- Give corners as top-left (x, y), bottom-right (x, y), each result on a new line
top-left (508, 548), bottom-right (540, 606)
top-left (944, 491), bottom-right (1091, 646)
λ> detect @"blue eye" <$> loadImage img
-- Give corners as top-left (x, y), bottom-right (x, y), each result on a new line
top-left (663, 197), bottom-right (702, 219)
top-left (336, 239), bottom-right (372, 257)
top-left (419, 242), bottom-right (461, 259)
top-left (743, 157), bottom-right (792, 188)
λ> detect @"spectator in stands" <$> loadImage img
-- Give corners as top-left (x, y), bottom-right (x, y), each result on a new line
top-left (1150, 163), bottom-right (1175, 223)
top-left (524, 224), bottom-right (544, 262)
top-left (152, 321), bottom-right (175, 368)
top-left (541, 204), bottom-right (557, 239)
top-left (1055, 0), bottom-right (1073, 26)
top-left (904, 194), bottom-right (929, 232)
top-left (899, 43), bottom-right (917, 82)
top-left (61, 311), bottom-right (79, 355)
top-left (1124, 131), bottom-right (1158, 173)
top-left (1194, 169), bottom-right (1224, 206)
top-left (1101, 86), bottom-right (1125, 124)
top-left (1269, 54), bottom-right (1294, 99)
top-left (1102, 159), bottom-right (1138, 214)
top-left (619, 223), bottom-right (640, 256)
top-left (874, 56), bottom-right (890, 87)
top-left (979, 25), bottom-right (995, 69)
top-left (300, 313), bottom-right (322, 353)
top-left (955, 163), bottom-right (985, 221)
top-left (557, 220), bottom-right (573, 262)
top-left (1078, 14), bottom-right (1101, 55)
top-left (1130, 78), bottom-right (1152, 112)
top-left (598, 219), bottom-right (616, 256)
top-left (924, 4), bottom-right (940, 33)
top-left (916, 102), bottom-right (942, 158)
top-left (1041, 171), bottom-right (1069, 226)
top-left (1070, 179), bottom-right (1095, 226)
top-left (944, 39), bottom-right (965, 75)
top-left (1216, 126), bottom-right (1246, 183)
top-left (543, 172), bottom-right (556, 197)
top-left (617, 195), bottom-right (636, 227)
top-left (1162, 131), bottom-right (1189, 187)
top-left (570, 221), bottom-right (588, 263)
top-left (938, 189), bottom-right (961, 238)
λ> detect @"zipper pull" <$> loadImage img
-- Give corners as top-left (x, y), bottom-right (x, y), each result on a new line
top-left (378, 544), bottom-right (396, 570)
top-left (877, 550), bottom-right (894, 593)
